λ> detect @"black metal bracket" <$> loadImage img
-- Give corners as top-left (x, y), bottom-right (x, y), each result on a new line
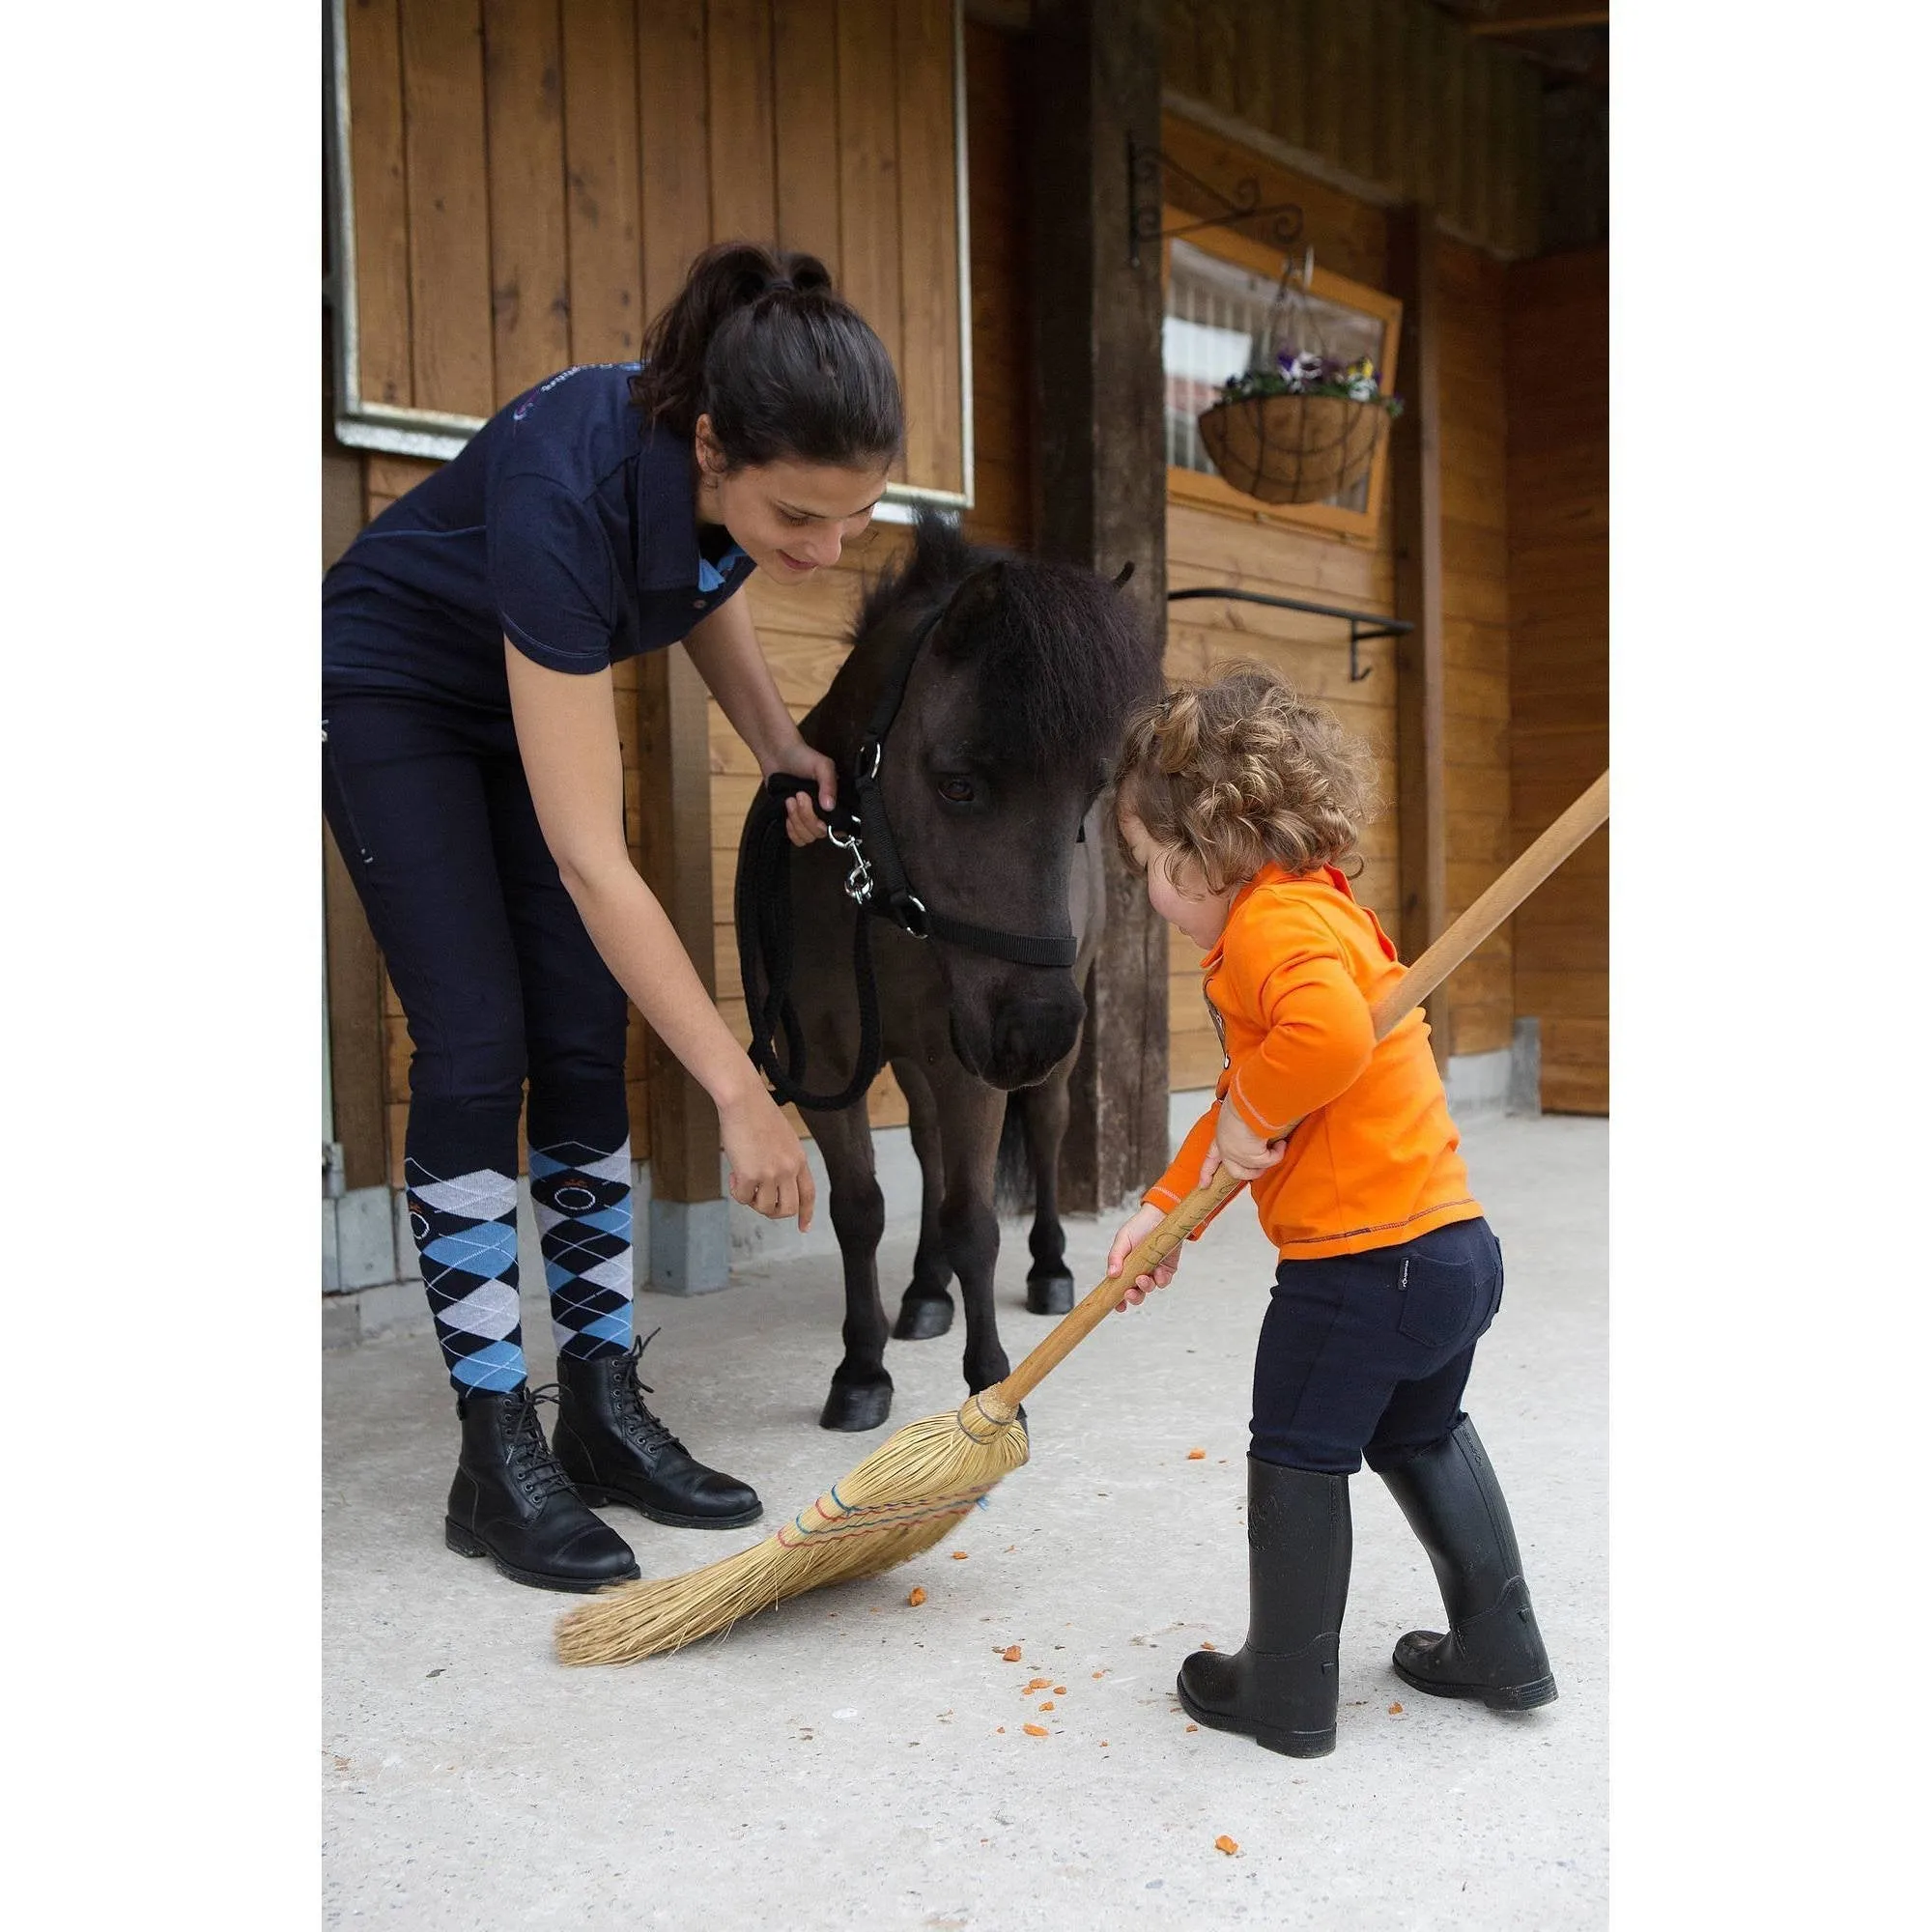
top-left (1165, 587), bottom-right (1410, 684)
top-left (1128, 132), bottom-right (1304, 270)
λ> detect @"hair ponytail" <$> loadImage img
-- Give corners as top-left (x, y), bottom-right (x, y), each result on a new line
top-left (629, 241), bottom-right (904, 472)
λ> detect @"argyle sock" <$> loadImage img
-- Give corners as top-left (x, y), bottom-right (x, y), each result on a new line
top-left (404, 1155), bottom-right (526, 1394)
top-left (530, 1137), bottom-right (635, 1363)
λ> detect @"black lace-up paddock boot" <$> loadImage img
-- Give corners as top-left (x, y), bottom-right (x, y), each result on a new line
top-left (444, 1384), bottom-right (640, 1593)
top-left (553, 1332), bottom-right (762, 1529)
top-left (1378, 1416), bottom-right (1557, 1711)
top-left (1176, 1459), bottom-right (1352, 1759)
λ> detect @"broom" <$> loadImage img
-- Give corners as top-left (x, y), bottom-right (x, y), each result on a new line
top-left (555, 771), bottom-right (1610, 1664)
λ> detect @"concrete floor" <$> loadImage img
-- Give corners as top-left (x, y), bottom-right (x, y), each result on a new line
top-left (323, 1109), bottom-right (1605, 1930)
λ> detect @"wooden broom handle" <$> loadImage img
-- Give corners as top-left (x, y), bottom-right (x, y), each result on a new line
top-left (991, 770), bottom-right (1609, 1409)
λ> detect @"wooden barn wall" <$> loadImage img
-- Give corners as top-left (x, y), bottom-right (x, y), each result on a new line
top-left (340, 0), bottom-right (965, 497)
top-left (1156, 115), bottom-right (1515, 1090)
top-left (333, 0), bottom-right (969, 1183)
top-left (1506, 245), bottom-right (1606, 1115)
top-left (710, 14), bottom-right (1031, 1137)
top-left (1162, 0), bottom-right (1543, 262)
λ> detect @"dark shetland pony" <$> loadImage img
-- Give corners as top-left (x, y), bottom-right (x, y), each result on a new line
top-left (739, 511), bottom-right (1161, 1431)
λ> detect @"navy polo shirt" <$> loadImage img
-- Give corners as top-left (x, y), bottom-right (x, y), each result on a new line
top-left (322, 362), bottom-right (753, 710)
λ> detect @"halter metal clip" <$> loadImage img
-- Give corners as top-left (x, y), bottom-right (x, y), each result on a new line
top-left (828, 824), bottom-right (873, 906)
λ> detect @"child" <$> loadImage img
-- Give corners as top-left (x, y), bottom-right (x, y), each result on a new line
top-left (1105, 665), bottom-right (1555, 1758)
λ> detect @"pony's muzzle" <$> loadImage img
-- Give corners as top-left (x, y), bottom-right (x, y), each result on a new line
top-left (951, 980), bottom-right (1085, 1091)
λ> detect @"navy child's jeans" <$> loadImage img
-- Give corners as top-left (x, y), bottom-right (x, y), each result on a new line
top-left (1251, 1214), bottom-right (1505, 1474)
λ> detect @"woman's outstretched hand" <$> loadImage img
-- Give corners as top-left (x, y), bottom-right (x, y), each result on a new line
top-left (719, 1082), bottom-right (816, 1231)
top-left (1107, 1202), bottom-right (1179, 1312)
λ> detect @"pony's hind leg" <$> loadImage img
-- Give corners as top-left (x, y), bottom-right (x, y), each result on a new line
top-left (890, 1056), bottom-right (955, 1341)
top-left (803, 1098), bottom-right (896, 1432)
top-left (1018, 1060), bottom-right (1079, 1316)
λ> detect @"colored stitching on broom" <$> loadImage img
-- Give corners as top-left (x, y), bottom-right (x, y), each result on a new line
top-left (771, 1489), bottom-right (994, 1548)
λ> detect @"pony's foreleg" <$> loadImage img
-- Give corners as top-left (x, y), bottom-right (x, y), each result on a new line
top-left (926, 1066), bottom-right (1011, 1397)
top-left (890, 1056), bottom-right (955, 1341)
top-left (804, 1101), bottom-right (895, 1432)
top-left (1019, 1052), bottom-right (1079, 1316)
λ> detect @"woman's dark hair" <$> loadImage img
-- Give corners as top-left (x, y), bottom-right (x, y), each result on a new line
top-left (629, 242), bottom-right (905, 472)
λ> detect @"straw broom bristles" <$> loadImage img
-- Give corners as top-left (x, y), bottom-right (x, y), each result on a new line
top-left (554, 773), bottom-right (1608, 1667)
top-left (554, 1390), bottom-right (1033, 1664)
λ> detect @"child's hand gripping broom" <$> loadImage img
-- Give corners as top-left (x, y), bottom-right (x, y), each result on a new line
top-left (554, 771), bottom-right (1610, 1665)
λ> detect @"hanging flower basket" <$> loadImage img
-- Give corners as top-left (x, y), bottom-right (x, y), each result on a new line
top-left (1197, 390), bottom-right (1390, 506)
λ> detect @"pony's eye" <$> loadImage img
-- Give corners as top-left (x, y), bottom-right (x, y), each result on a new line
top-left (938, 778), bottom-right (976, 806)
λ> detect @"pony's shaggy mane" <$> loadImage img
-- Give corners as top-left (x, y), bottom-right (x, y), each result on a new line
top-left (855, 511), bottom-right (1158, 776)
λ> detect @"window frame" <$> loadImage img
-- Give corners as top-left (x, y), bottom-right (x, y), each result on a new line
top-left (1161, 211), bottom-right (1403, 544)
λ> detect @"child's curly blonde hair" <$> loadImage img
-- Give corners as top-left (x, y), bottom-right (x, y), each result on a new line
top-left (1112, 662), bottom-right (1381, 893)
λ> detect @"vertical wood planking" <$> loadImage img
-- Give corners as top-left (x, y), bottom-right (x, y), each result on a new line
top-left (1463, 38), bottom-right (1492, 248)
top-left (1386, 204), bottom-right (1448, 1062)
top-left (773, 0), bottom-right (843, 274)
top-left (639, 0), bottom-right (713, 318)
top-left (1371, 0), bottom-right (1407, 194)
top-left (481, 0), bottom-right (570, 405)
top-left (325, 827), bottom-right (391, 1193)
top-left (897, 0), bottom-right (963, 497)
top-left (1030, 0), bottom-right (1170, 1210)
top-left (1337, 0), bottom-right (1376, 183)
top-left (1507, 246), bottom-right (1607, 1112)
top-left (1404, 0), bottom-right (1436, 210)
top-left (638, 649), bottom-right (724, 1202)
top-left (400, 0), bottom-right (496, 415)
top-left (1436, 20), bottom-right (1466, 242)
top-left (706, 0), bottom-right (778, 242)
top-left (837, 1), bottom-right (904, 474)
top-left (1304, 0), bottom-right (1343, 170)
top-left (1231, 0), bottom-right (1275, 142)
top-left (1197, 0), bottom-right (1237, 115)
top-left (1164, 0), bottom-right (1202, 99)
top-left (561, 0), bottom-right (643, 362)
top-left (344, 0), bottom-right (413, 407)
top-left (960, 14), bottom-right (1032, 549)
top-left (1272, 0), bottom-right (1310, 153)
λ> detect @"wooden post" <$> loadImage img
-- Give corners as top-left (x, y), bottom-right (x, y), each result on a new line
top-left (323, 829), bottom-right (388, 1193)
top-left (1026, 0), bottom-right (1170, 1213)
top-left (1386, 203), bottom-right (1449, 1065)
top-left (321, 389), bottom-right (387, 1195)
top-left (636, 647), bottom-right (728, 1291)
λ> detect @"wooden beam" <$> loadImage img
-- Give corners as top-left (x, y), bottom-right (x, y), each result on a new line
top-left (1027, 0), bottom-right (1170, 1213)
top-left (636, 648), bottom-right (724, 1203)
top-left (1467, 8), bottom-right (1607, 35)
top-left (1386, 203), bottom-right (1449, 1065)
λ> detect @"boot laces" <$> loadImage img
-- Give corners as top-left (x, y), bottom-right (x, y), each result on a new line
top-left (614, 1329), bottom-right (683, 1456)
top-left (507, 1385), bottom-right (574, 1504)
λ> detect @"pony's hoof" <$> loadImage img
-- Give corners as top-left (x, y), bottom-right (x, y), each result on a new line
top-left (819, 1380), bottom-right (894, 1432)
top-left (893, 1292), bottom-right (954, 1341)
top-left (1026, 1268), bottom-right (1076, 1316)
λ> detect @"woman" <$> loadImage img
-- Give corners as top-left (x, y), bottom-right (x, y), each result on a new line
top-left (323, 243), bottom-right (902, 1592)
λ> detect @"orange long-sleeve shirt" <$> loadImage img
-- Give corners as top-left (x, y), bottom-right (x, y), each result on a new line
top-left (1145, 862), bottom-right (1481, 1260)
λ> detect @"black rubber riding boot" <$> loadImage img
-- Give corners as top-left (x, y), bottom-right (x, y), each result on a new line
top-left (444, 1384), bottom-right (639, 1593)
top-left (553, 1332), bottom-right (762, 1529)
top-left (1378, 1416), bottom-right (1557, 1711)
top-left (1176, 1459), bottom-right (1351, 1759)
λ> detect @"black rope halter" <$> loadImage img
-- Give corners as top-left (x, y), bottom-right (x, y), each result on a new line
top-left (736, 589), bottom-right (1081, 1113)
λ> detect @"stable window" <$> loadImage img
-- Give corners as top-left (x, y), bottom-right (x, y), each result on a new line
top-left (1162, 222), bottom-right (1401, 542)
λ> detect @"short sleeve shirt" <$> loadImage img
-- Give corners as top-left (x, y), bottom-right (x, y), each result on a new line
top-left (322, 362), bottom-right (753, 710)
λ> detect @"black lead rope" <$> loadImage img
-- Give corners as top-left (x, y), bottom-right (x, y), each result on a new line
top-left (736, 777), bottom-right (883, 1114)
top-left (736, 590), bottom-right (1080, 1113)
